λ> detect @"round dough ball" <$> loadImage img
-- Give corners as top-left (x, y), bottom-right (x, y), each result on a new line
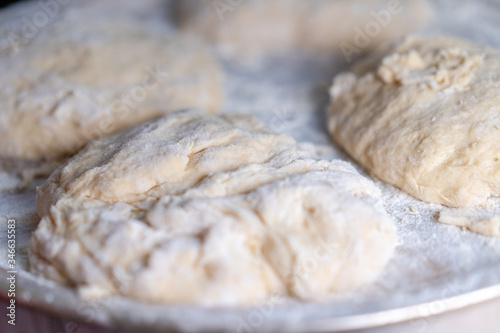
top-left (328, 35), bottom-right (500, 208)
top-left (30, 109), bottom-right (397, 306)
top-left (172, 0), bottom-right (432, 59)
top-left (0, 0), bottom-right (223, 160)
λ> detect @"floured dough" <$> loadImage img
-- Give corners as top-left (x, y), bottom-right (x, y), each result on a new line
top-left (29, 109), bottom-right (397, 306)
top-left (328, 35), bottom-right (500, 208)
top-left (172, 0), bottom-right (432, 59)
top-left (439, 210), bottom-right (500, 237)
top-left (0, 0), bottom-right (222, 160)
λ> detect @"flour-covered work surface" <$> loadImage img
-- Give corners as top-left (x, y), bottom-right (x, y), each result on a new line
top-left (1, 0), bottom-right (500, 332)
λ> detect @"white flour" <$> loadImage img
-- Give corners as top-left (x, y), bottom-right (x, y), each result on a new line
top-left (0, 0), bottom-right (500, 331)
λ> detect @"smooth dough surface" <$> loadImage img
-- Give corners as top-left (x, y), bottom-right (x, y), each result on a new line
top-left (29, 109), bottom-right (397, 306)
top-left (328, 35), bottom-right (500, 208)
top-left (0, 0), bottom-right (222, 160)
top-left (172, 0), bottom-right (432, 58)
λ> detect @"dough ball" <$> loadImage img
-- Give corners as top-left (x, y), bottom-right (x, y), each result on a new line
top-left (171, 0), bottom-right (432, 59)
top-left (30, 109), bottom-right (397, 306)
top-left (328, 35), bottom-right (500, 208)
top-left (0, 0), bottom-right (223, 160)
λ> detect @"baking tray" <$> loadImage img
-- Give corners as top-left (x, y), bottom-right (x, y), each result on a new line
top-left (1, 0), bottom-right (500, 331)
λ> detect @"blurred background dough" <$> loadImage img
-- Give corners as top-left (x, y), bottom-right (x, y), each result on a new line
top-left (0, 0), bottom-right (223, 160)
top-left (171, 0), bottom-right (433, 60)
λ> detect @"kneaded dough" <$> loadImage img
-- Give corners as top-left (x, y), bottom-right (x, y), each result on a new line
top-left (439, 210), bottom-right (500, 237)
top-left (328, 35), bottom-right (500, 208)
top-left (0, 0), bottom-right (222, 160)
top-left (29, 109), bottom-right (397, 306)
top-left (172, 0), bottom-right (432, 58)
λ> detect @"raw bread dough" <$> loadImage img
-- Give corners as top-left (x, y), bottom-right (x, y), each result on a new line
top-left (439, 210), bottom-right (500, 237)
top-left (328, 35), bottom-right (500, 208)
top-left (29, 109), bottom-right (397, 306)
top-left (0, 0), bottom-right (222, 160)
top-left (172, 0), bottom-right (432, 59)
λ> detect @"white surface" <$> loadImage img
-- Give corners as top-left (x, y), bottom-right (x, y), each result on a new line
top-left (357, 295), bottom-right (500, 333)
top-left (0, 0), bottom-right (500, 332)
